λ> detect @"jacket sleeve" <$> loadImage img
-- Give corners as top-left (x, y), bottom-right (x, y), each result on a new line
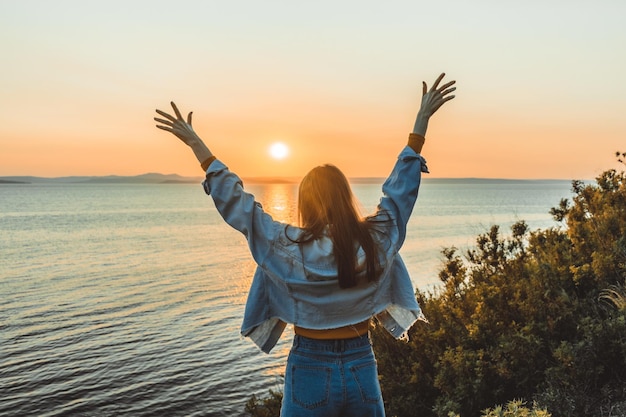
top-left (372, 145), bottom-right (428, 250)
top-left (202, 160), bottom-right (283, 265)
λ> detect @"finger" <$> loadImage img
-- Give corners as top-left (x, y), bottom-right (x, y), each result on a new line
top-left (431, 73), bottom-right (446, 91)
top-left (439, 80), bottom-right (456, 91)
top-left (154, 117), bottom-right (174, 126)
top-left (442, 95), bottom-right (455, 103)
top-left (155, 109), bottom-right (176, 122)
top-left (422, 81), bottom-right (427, 96)
top-left (437, 95), bottom-right (456, 107)
top-left (156, 125), bottom-right (174, 132)
top-left (435, 94), bottom-right (456, 105)
top-left (440, 86), bottom-right (457, 96)
top-left (187, 111), bottom-right (193, 125)
top-left (171, 101), bottom-right (183, 120)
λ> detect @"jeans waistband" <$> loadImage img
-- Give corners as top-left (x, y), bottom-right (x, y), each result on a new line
top-left (293, 333), bottom-right (371, 353)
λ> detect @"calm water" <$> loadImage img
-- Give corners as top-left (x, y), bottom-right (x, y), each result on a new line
top-left (0, 179), bottom-right (573, 416)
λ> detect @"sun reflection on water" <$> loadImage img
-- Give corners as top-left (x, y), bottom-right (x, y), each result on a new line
top-left (249, 183), bottom-right (299, 225)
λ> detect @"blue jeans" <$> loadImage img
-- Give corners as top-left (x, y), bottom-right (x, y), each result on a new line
top-left (280, 333), bottom-right (385, 417)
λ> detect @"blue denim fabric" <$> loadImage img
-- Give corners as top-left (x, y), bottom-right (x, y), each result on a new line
top-left (280, 334), bottom-right (385, 417)
top-left (203, 146), bottom-right (428, 353)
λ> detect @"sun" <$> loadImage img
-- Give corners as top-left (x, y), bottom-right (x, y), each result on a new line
top-left (268, 142), bottom-right (289, 160)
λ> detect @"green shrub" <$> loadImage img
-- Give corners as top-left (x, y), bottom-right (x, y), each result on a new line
top-left (448, 400), bottom-right (551, 417)
top-left (480, 400), bottom-right (550, 417)
top-left (244, 389), bottom-right (283, 417)
top-left (374, 155), bottom-right (626, 417)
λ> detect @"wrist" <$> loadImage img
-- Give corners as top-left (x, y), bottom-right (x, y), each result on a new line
top-left (412, 113), bottom-right (429, 136)
top-left (185, 135), bottom-right (204, 148)
top-left (408, 133), bottom-right (425, 153)
top-left (188, 140), bottom-right (214, 166)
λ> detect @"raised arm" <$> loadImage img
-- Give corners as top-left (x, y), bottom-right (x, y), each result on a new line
top-left (154, 102), bottom-right (215, 171)
top-left (154, 102), bottom-right (285, 266)
top-left (375, 73), bottom-right (456, 247)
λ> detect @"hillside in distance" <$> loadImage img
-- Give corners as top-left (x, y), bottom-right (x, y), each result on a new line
top-left (0, 173), bottom-right (204, 184)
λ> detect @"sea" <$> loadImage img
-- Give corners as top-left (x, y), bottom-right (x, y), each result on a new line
top-left (0, 178), bottom-right (575, 417)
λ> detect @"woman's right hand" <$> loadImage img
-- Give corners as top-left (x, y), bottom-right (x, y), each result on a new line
top-left (420, 73), bottom-right (456, 117)
top-left (413, 73), bottom-right (456, 136)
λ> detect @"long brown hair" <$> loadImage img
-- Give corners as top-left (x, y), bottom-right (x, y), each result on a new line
top-left (296, 164), bottom-right (380, 288)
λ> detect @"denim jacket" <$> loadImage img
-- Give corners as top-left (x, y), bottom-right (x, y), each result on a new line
top-left (203, 146), bottom-right (428, 353)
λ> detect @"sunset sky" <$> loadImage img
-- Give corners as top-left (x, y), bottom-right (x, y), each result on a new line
top-left (1, 0), bottom-right (624, 179)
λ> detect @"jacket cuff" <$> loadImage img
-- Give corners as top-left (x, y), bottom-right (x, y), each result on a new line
top-left (200, 156), bottom-right (217, 172)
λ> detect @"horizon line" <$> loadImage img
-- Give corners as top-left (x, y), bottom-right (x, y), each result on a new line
top-left (0, 173), bottom-right (585, 183)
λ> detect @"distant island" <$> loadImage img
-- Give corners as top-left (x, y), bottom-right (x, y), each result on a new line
top-left (0, 174), bottom-right (384, 185)
top-left (0, 179), bottom-right (29, 184)
top-left (0, 173), bottom-right (204, 184)
top-left (0, 173), bottom-right (301, 185)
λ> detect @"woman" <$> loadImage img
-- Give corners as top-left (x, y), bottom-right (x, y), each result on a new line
top-left (155, 73), bottom-right (456, 416)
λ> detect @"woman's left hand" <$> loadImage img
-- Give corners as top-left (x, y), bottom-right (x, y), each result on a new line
top-left (155, 102), bottom-right (214, 165)
top-left (154, 102), bottom-right (202, 147)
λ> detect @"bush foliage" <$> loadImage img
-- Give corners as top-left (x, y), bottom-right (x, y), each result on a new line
top-left (245, 389), bottom-right (283, 417)
top-left (373, 155), bottom-right (626, 417)
top-left (246, 155), bottom-right (626, 417)
top-left (450, 400), bottom-right (551, 417)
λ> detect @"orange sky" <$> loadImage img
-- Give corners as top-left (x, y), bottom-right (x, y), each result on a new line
top-left (1, 1), bottom-right (624, 180)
